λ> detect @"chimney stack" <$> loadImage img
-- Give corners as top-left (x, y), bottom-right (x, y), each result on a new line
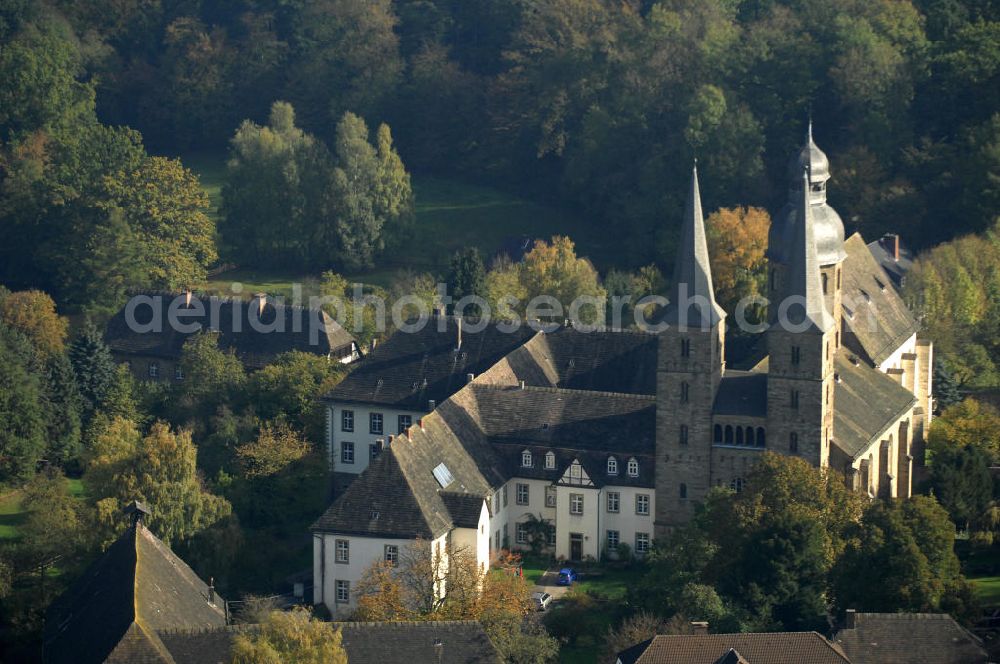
top-left (254, 292), bottom-right (266, 316)
top-left (845, 609), bottom-right (857, 628)
top-left (377, 437), bottom-right (386, 452)
top-left (428, 399), bottom-right (436, 411)
top-left (467, 373), bottom-right (475, 383)
top-left (690, 621), bottom-right (709, 634)
top-left (387, 435), bottom-right (394, 447)
top-left (519, 380), bottom-right (526, 390)
top-left (208, 577), bottom-right (215, 604)
top-left (418, 418), bottom-right (425, 431)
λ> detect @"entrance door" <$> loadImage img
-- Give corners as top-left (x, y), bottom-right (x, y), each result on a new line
top-left (569, 533), bottom-right (583, 562)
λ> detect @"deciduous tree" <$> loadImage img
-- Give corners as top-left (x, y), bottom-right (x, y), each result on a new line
top-left (231, 607), bottom-right (347, 664)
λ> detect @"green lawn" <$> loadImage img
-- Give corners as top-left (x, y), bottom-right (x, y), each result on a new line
top-left (0, 490), bottom-right (26, 541)
top-left (184, 151), bottom-right (616, 295)
top-left (973, 576), bottom-right (1000, 607)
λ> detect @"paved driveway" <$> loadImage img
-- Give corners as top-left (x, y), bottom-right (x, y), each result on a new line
top-left (532, 566), bottom-right (571, 600)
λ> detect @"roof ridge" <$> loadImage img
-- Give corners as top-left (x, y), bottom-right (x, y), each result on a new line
top-left (471, 383), bottom-right (656, 401)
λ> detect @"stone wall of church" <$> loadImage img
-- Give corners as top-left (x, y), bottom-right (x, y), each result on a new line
top-left (655, 322), bottom-right (724, 537)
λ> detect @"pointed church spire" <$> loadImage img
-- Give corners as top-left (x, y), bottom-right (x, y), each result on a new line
top-left (664, 162), bottom-right (725, 329)
top-left (783, 169), bottom-right (834, 333)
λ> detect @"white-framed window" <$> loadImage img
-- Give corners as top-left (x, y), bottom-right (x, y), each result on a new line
top-left (545, 485), bottom-right (557, 508)
top-left (547, 526), bottom-right (557, 546)
top-left (341, 410), bottom-right (354, 432)
top-left (370, 412), bottom-right (383, 434)
top-left (570, 493), bottom-right (584, 515)
top-left (545, 451), bottom-right (555, 469)
top-left (627, 458), bottom-right (639, 478)
top-left (516, 522), bottom-right (527, 544)
top-left (568, 462), bottom-right (582, 483)
top-left (335, 539), bottom-right (349, 564)
top-left (384, 544), bottom-right (398, 566)
top-left (607, 456), bottom-right (618, 475)
top-left (607, 530), bottom-right (620, 550)
top-left (398, 414), bottom-right (412, 434)
top-left (635, 532), bottom-right (650, 554)
top-left (635, 494), bottom-right (650, 516)
top-left (607, 492), bottom-right (620, 513)
top-left (341, 442), bottom-right (355, 464)
top-left (148, 362), bottom-right (159, 379)
top-left (516, 483), bottom-right (529, 505)
top-left (521, 450), bottom-right (533, 467)
top-left (335, 579), bottom-right (350, 603)
top-left (174, 366), bottom-right (184, 381)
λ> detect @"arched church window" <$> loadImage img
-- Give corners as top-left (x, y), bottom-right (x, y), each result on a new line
top-left (724, 426), bottom-right (733, 444)
top-left (789, 432), bottom-right (798, 453)
top-left (756, 428), bottom-right (766, 447)
top-left (714, 424), bottom-right (723, 443)
top-left (745, 427), bottom-right (754, 446)
top-left (736, 427), bottom-right (744, 445)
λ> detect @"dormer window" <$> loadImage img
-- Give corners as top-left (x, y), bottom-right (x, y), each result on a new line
top-left (521, 450), bottom-right (533, 468)
top-left (875, 277), bottom-right (887, 292)
top-left (627, 458), bottom-right (639, 478)
top-left (545, 451), bottom-right (555, 469)
top-left (859, 289), bottom-right (871, 303)
top-left (607, 456), bottom-right (618, 475)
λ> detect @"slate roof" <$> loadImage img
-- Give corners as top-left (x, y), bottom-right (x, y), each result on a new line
top-left (833, 612), bottom-right (988, 664)
top-left (867, 234), bottom-right (914, 289)
top-left (338, 620), bottom-right (501, 663)
top-left (104, 292), bottom-right (355, 370)
top-left (661, 164), bottom-right (726, 328)
top-left (44, 523), bottom-right (226, 664)
top-left (713, 371), bottom-right (768, 417)
top-left (314, 381), bottom-right (657, 535)
top-left (323, 316), bottom-right (537, 409)
top-left (312, 402), bottom-right (495, 538)
top-left (832, 352), bottom-right (917, 459)
top-left (157, 621), bottom-right (501, 664)
top-left (616, 632), bottom-right (850, 664)
top-left (479, 327), bottom-right (658, 395)
top-left (841, 234), bottom-right (920, 366)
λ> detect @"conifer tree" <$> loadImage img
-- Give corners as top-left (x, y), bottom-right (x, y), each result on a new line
top-left (68, 321), bottom-right (116, 424)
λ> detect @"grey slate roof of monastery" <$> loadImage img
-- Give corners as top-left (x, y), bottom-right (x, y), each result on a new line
top-left (867, 234), bottom-right (914, 289)
top-left (441, 492), bottom-right (486, 528)
top-left (833, 612), bottom-right (988, 664)
top-left (481, 327), bottom-right (658, 394)
top-left (44, 523), bottom-right (226, 664)
top-left (104, 292), bottom-right (355, 369)
top-left (323, 316), bottom-right (537, 408)
top-left (456, 383), bottom-right (656, 452)
top-left (616, 632), bottom-right (850, 664)
top-left (660, 164), bottom-right (726, 328)
top-left (337, 620), bottom-right (502, 663)
top-left (841, 233), bottom-right (920, 366)
top-left (782, 169), bottom-right (835, 333)
top-left (315, 381), bottom-right (658, 535)
top-left (157, 621), bottom-right (501, 664)
top-left (713, 371), bottom-right (768, 417)
top-left (832, 352), bottom-right (917, 459)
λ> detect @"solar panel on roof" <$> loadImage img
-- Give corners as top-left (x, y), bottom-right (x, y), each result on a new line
top-left (432, 463), bottom-right (454, 488)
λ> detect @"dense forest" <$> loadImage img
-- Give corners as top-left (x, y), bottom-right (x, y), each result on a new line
top-left (3, 0), bottom-right (1000, 304)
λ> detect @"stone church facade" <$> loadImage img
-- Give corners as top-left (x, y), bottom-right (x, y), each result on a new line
top-left (312, 129), bottom-right (932, 615)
